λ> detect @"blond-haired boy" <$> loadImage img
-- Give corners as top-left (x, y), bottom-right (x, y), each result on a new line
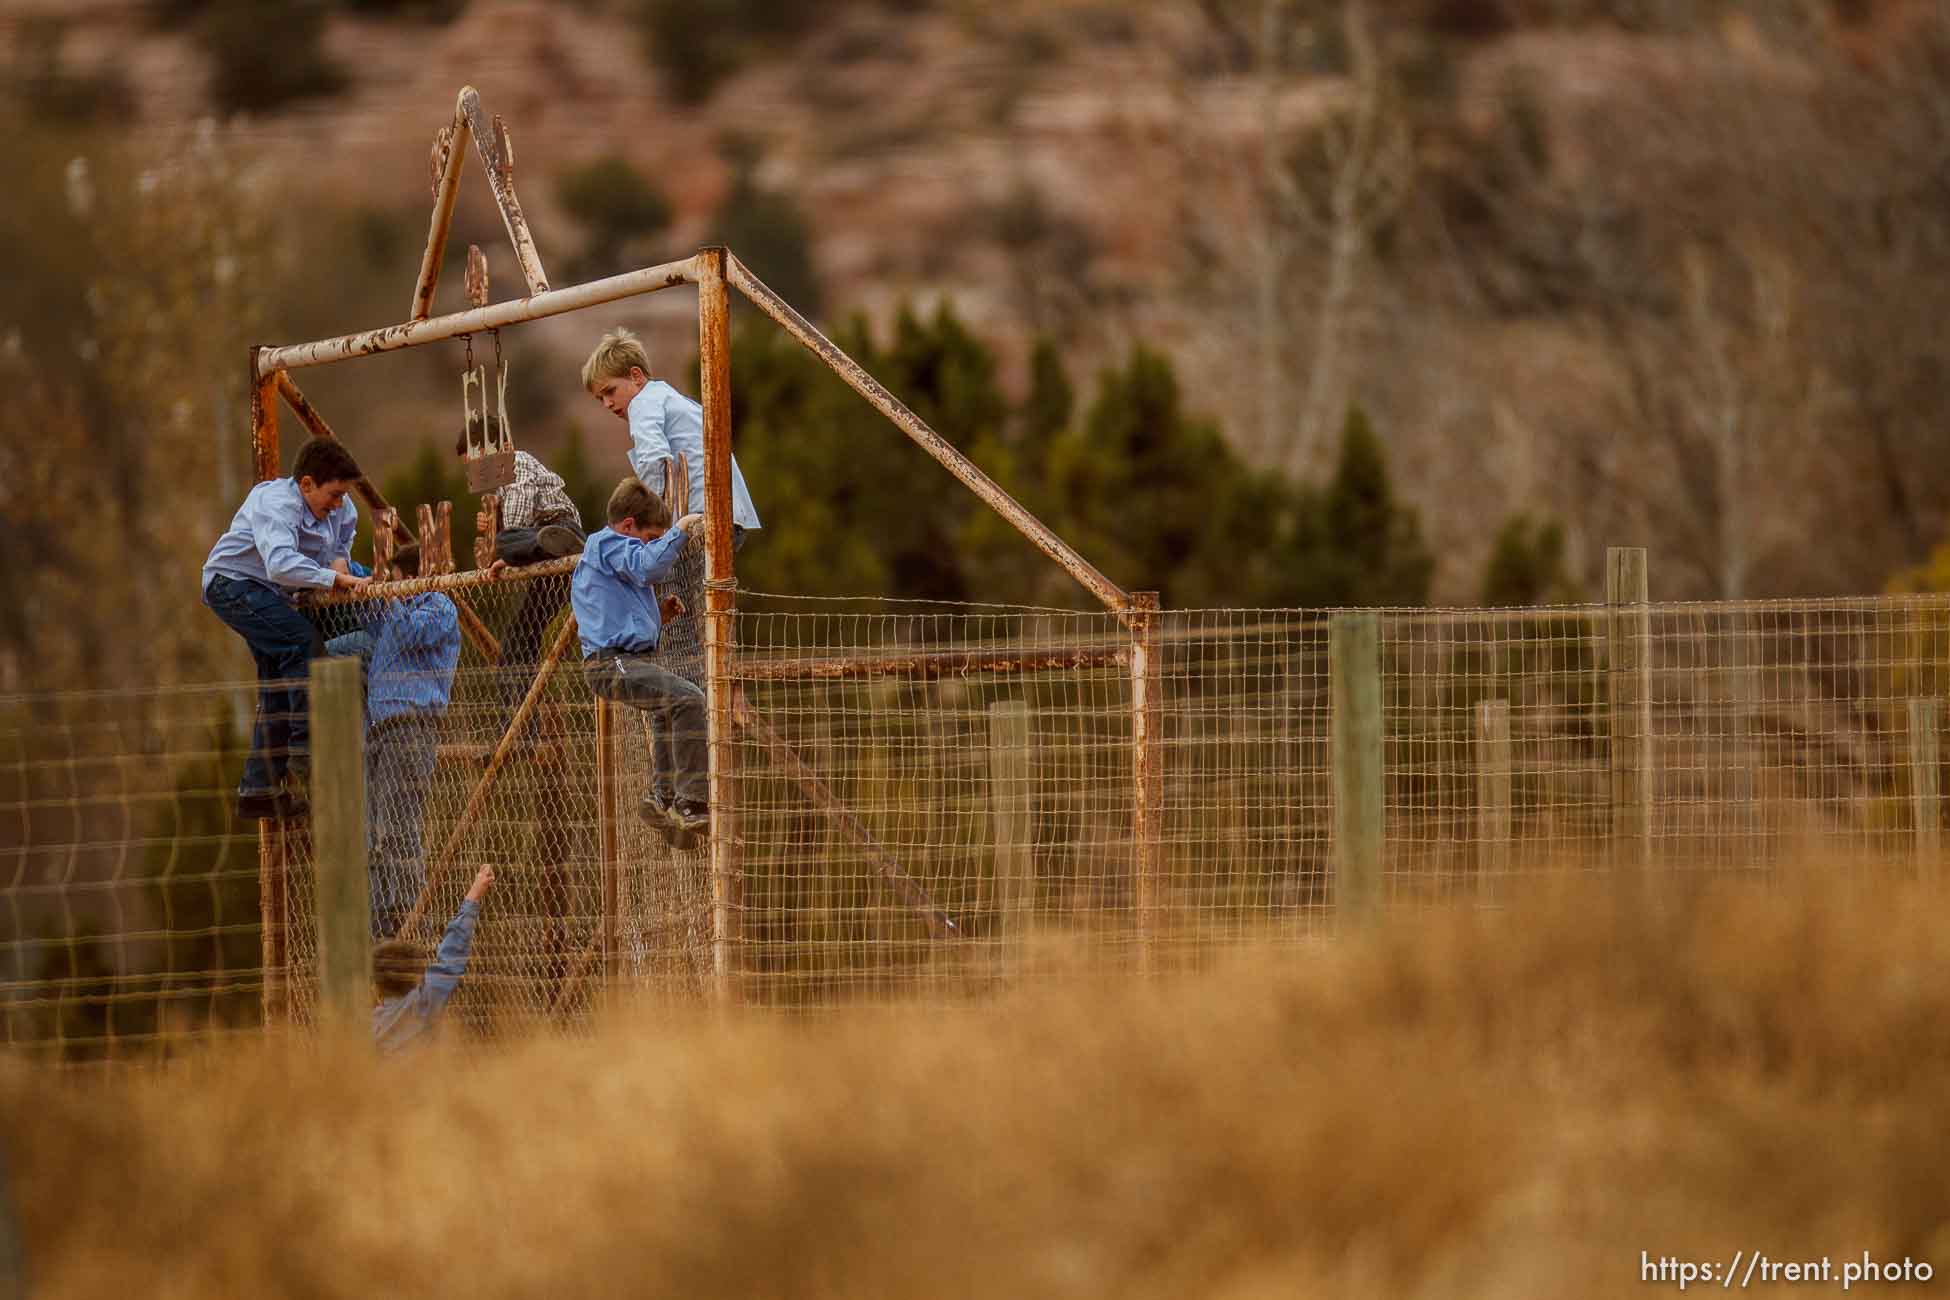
top-left (582, 326), bottom-right (759, 685)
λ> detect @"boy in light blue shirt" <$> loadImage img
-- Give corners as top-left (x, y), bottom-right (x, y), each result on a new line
top-left (201, 437), bottom-right (370, 821)
top-left (571, 476), bottom-right (707, 838)
top-left (325, 541), bottom-right (461, 939)
top-left (582, 326), bottom-right (758, 689)
top-left (371, 864), bottom-right (494, 1055)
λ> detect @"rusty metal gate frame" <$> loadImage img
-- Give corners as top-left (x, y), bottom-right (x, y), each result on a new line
top-left (248, 86), bottom-right (1153, 1016)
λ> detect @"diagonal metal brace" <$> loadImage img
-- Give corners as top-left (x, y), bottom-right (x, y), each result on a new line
top-left (732, 686), bottom-right (960, 941)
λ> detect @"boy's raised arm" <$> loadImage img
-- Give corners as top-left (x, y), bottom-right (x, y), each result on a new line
top-left (419, 865), bottom-right (493, 1011)
top-left (617, 521), bottom-right (696, 590)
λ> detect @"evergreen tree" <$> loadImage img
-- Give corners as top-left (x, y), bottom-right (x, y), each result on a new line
top-left (1043, 344), bottom-right (1289, 607)
top-left (1480, 513), bottom-right (1579, 606)
top-left (881, 304), bottom-right (1007, 450)
top-left (1287, 404), bottom-right (1434, 607)
top-left (378, 439), bottom-right (477, 565)
top-left (723, 312), bottom-right (1434, 611)
top-left (727, 312), bottom-right (971, 599)
top-left (1022, 337), bottom-right (1074, 442)
top-left (958, 338), bottom-right (1079, 605)
top-left (551, 425), bottom-right (611, 532)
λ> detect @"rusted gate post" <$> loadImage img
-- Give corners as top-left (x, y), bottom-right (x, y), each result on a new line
top-left (697, 246), bottom-right (742, 1001)
top-left (1129, 592), bottom-right (1163, 970)
top-left (596, 698), bottom-right (621, 995)
top-left (249, 347), bottom-right (289, 1025)
top-left (1606, 547), bottom-right (1653, 871)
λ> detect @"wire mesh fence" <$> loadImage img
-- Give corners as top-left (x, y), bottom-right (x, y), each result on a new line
top-left (0, 683), bottom-right (266, 1064)
top-left (11, 581), bottom-right (1950, 1057)
top-left (279, 562), bottom-right (717, 1034)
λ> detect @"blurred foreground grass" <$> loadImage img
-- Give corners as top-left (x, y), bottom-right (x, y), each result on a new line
top-left (6, 871), bottom-right (1949, 1298)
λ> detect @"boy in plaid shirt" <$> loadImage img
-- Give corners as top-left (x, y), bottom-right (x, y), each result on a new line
top-left (461, 416), bottom-right (586, 567)
top-left (462, 418), bottom-right (585, 744)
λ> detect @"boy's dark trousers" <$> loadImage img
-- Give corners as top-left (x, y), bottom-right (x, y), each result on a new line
top-left (203, 574), bottom-right (324, 798)
top-left (583, 652), bottom-right (708, 806)
top-left (494, 523), bottom-right (586, 727)
top-left (495, 521), bottom-right (585, 569)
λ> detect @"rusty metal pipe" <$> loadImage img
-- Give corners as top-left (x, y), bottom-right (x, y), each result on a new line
top-left (255, 255), bottom-right (699, 376)
top-left (410, 91), bottom-right (472, 321)
top-left (458, 88), bottom-right (550, 296)
top-left (305, 555), bottom-right (577, 605)
top-left (251, 358), bottom-right (285, 1029)
top-left (726, 255), bottom-right (1130, 614)
top-left (450, 596), bottom-right (503, 665)
top-left (697, 247), bottom-right (743, 1000)
top-left (250, 356), bottom-right (280, 483)
top-left (734, 646), bottom-right (1127, 682)
top-left (394, 613), bottom-right (580, 939)
top-left (734, 688), bottom-right (959, 941)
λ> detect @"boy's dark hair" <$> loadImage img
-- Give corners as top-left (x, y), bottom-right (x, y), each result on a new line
top-left (293, 437), bottom-right (362, 485)
top-left (372, 938), bottom-right (422, 999)
top-left (391, 541), bottom-right (422, 579)
top-left (607, 476), bottom-right (670, 529)
top-left (454, 413), bottom-right (502, 458)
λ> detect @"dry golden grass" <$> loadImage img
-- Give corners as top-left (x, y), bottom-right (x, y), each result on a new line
top-left (7, 872), bottom-right (1950, 1298)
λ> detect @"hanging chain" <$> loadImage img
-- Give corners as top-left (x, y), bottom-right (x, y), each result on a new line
top-left (459, 334), bottom-right (478, 453)
top-left (492, 328), bottom-right (503, 372)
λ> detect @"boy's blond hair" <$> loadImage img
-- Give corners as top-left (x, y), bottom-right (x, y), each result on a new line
top-left (582, 327), bottom-right (652, 391)
top-left (607, 476), bottom-right (670, 529)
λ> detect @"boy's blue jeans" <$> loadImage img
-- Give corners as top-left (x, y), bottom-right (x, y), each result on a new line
top-left (203, 574), bottom-right (322, 798)
top-left (323, 630), bottom-right (440, 941)
top-left (368, 712), bottom-right (440, 940)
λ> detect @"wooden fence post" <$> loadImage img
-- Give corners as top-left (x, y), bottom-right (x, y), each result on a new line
top-left (988, 699), bottom-right (1034, 967)
top-left (311, 656), bottom-right (371, 1026)
top-left (1331, 613), bottom-right (1383, 922)
top-left (1607, 547), bottom-right (1653, 871)
top-left (1475, 698), bottom-right (1512, 896)
top-left (1910, 697), bottom-right (1940, 878)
